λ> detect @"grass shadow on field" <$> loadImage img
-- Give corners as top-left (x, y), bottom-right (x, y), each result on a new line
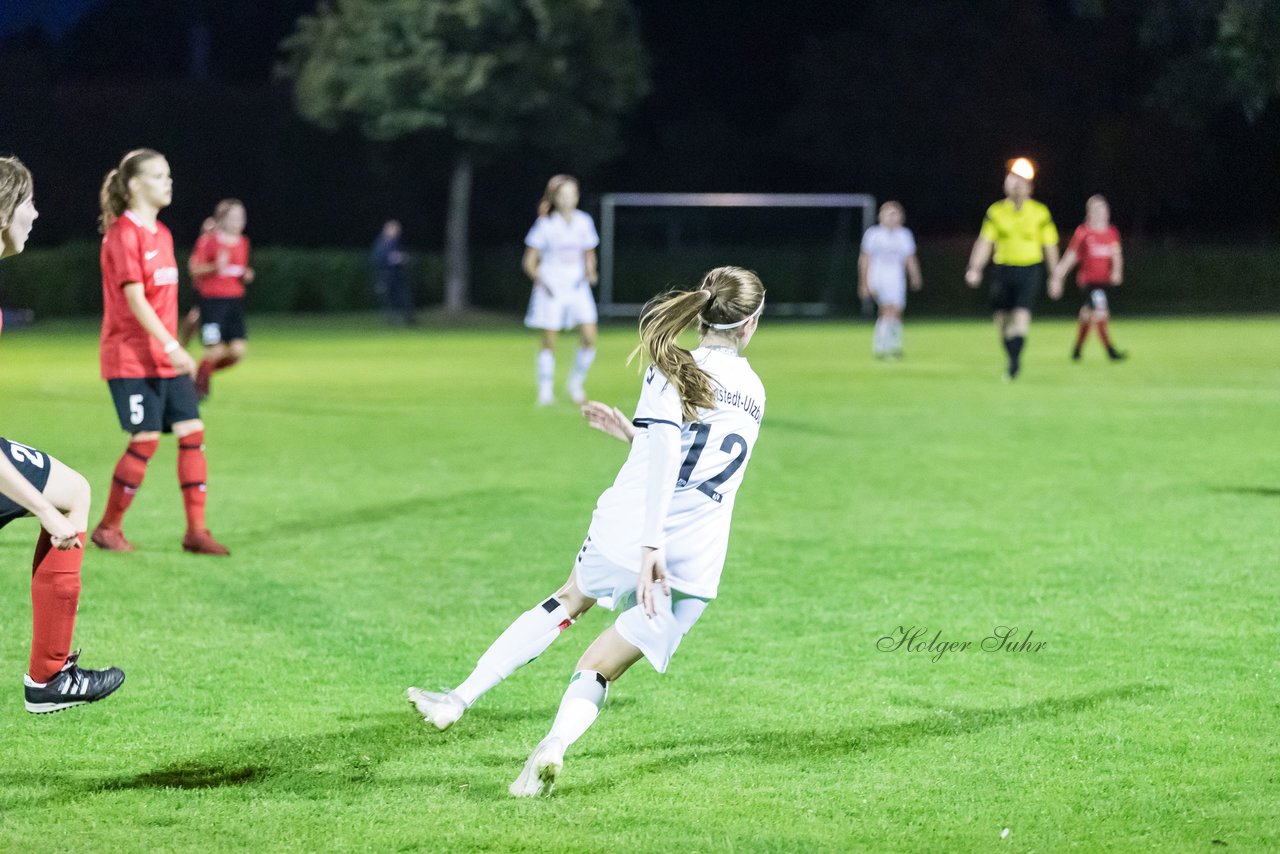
top-left (1209, 485), bottom-right (1280, 498)
top-left (228, 487), bottom-right (525, 546)
top-left (567, 682), bottom-right (1164, 796)
top-left (0, 705), bottom-right (560, 811)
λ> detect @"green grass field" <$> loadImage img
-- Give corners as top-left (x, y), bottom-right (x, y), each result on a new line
top-left (0, 315), bottom-right (1276, 851)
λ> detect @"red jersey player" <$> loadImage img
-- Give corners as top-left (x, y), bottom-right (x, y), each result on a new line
top-left (1050, 194), bottom-right (1127, 361)
top-left (0, 155), bottom-right (125, 713)
top-left (189, 199), bottom-right (254, 399)
top-left (91, 149), bottom-right (229, 556)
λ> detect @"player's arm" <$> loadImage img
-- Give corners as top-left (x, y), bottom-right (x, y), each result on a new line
top-left (189, 240), bottom-right (218, 277)
top-left (0, 454), bottom-right (79, 548)
top-left (581, 401), bottom-right (636, 443)
top-left (584, 248), bottom-right (598, 285)
top-left (857, 251), bottom-right (870, 299)
top-left (243, 239), bottom-right (255, 284)
top-left (638, 422), bottom-right (681, 616)
top-left (522, 246), bottom-right (549, 294)
top-left (965, 238), bottom-right (993, 287)
top-left (123, 283), bottom-right (197, 376)
top-left (1111, 242), bottom-right (1123, 285)
top-left (906, 254), bottom-right (923, 291)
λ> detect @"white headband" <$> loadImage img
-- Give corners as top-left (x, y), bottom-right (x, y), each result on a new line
top-left (705, 300), bottom-right (764, 330)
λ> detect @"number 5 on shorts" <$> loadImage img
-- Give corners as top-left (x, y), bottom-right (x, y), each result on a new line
top-left (129, 393), bottom-right (145, 426)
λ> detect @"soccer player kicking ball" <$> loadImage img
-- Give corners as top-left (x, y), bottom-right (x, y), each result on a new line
top-left (0, 156), bottom-right (125, 713)
top-left (1050, 194), bottom-right (1127, 362)
top-left (409, 267), bottom-right (767, 797)
top-left (91, 149), bottom-right (229, 556)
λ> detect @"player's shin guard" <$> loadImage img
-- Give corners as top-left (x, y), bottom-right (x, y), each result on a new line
top-left (100, 438), bottom-right (158, 529)
top-left (546, 670), bottom-right (608, 748)
top-left (453, 596), bottom-right (573, 707)
top-left (177, 431), bottom-right (209, 532)
top-left (29, 531), bottom-right (84, 683)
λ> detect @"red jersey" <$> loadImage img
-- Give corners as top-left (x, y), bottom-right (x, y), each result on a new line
top-left (191, 232), bottom-right (250, 298)
top-left (1066, 224), bottom-right (1121, 286)
top-left (100, 211), bottom-right (181, 379)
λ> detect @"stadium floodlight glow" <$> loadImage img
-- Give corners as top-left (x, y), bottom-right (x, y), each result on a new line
top-left (1007, 157), bottom-right (1036, 180)
top-left (597, 192), bottom-right (876, 318)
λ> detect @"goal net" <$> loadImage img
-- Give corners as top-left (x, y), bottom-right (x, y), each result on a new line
top-left (598, 193), bottom-right (876, 318)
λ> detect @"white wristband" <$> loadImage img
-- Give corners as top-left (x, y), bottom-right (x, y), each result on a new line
top-left (163, 340), bottom-right (181, 354)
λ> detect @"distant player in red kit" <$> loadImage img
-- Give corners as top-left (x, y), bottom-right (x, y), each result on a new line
top-left (177, 216), bottom-right (216, 348)
top-left (189, 199), bottom-right (254, 399)
top-left (0, 155), bottom-right (125, 713)
top-left (1050, 195), bottom-right (1127, 361)
top-left (91, 149), bottom-right (229, 556)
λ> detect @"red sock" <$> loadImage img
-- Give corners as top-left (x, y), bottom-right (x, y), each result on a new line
top-left (30, 531), bottom-right (84, 682)
top-left (213, 353), bottom-right (239, 372)
top-left (1096, 318), bottom-right (1114, 350)
top-left (1074, 318), bottom-right (1090, 351)
top-left (99, 438), bottom-right (158, 529)
top-left (196, 359), bottom-right (214, 391)
top-left (178, 430), bottom-right (208, 532)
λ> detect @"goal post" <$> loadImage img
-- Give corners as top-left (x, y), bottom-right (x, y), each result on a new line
top-left (598, 192), bottom-right (877, 318)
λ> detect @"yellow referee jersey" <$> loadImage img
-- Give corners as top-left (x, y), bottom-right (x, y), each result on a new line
top-left (979, 199), bottom-right (1059, 266)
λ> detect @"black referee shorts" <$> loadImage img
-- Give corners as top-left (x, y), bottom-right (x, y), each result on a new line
top-left (989, 263), bottom-right (1044, 312)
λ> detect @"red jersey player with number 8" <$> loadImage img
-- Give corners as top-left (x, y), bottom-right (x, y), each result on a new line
top-left (91, 149), bottom-right (229, 556)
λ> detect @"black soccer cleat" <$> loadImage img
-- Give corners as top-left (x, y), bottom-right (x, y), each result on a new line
top-left (1108, 349), bottom-right (1127, 362)
top-left (24, 651), bottom-right (125, 714)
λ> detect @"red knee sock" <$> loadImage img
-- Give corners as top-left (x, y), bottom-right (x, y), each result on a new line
top-left (100, 438), bottom-right (158, 529)
top-left (213, 353), bottom-right (239, 372)
top-left (1074, 318), bottom-right (1091, 351)
top-left (29, 531), bottom-right (84, 682)
top-left (1096, 318), bottom-right (1114, 350)
top-left (178, 430), bottom-right (208, 532)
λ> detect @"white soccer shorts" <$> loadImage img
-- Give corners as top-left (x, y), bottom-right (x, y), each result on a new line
top-left (524, 283), bottom-right (598, 331)
top-left (571, 537), bottom-right (708, 673)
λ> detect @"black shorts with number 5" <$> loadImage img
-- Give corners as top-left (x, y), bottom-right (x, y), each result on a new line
top-left (108, 376), bottom-right (201, 434)
top-left (0, 436), bottom-right (53, 529)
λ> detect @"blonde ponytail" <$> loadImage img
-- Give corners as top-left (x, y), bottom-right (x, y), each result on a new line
top-left (630, 266), bottom-right (765, 423)
top-left (98, 148), bottom-right (163, 233)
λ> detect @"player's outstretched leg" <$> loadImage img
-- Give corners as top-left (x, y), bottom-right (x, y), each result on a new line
top-left (409, 578), bottom-right (594, 731)
top-left (1072, 306), bottom-right (1091, 361)
top-left (510, 624), bottom-right (642, 797)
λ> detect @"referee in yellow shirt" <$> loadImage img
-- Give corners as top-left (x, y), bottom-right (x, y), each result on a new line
top-left (965, 158), bottom-right (1060, 379)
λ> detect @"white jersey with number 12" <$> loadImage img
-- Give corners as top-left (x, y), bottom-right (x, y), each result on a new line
top-left (588, 347), bottom-right (765, 599)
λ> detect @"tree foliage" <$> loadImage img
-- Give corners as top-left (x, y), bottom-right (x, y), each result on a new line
top-left (278, 0), bottom-right (648, 160)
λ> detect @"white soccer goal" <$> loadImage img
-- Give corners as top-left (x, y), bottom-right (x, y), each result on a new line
top-left (598, 193), bottom-right (877, 318)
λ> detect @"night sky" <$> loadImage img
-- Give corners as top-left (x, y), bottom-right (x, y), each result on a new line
top-left (1, 0), bottom-right (1275, 246)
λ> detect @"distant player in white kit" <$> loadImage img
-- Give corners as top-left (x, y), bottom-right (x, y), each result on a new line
top-left (409, 267), bottom-right (767, 797)
top-left (523, 174), bottom-right (600, 406)
top-left (857, 201), bottom-right (922, 358)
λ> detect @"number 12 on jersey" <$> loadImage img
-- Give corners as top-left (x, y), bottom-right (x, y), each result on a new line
top-left (676, 423), bottom-right (748, 504)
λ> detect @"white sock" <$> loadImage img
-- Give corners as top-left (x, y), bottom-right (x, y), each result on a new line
top-left (546, 670), bottom-right (608, 748)
top-left (891, 318), bottom-right (903, 351)
top-left (536, 349), bottom-right (554, 399)
top-left (873, 318), bottom-right (888, 355)
top-left (569, 347), bottom-right (596, 387)
top-left (453, 597), bottom-right (571, 707)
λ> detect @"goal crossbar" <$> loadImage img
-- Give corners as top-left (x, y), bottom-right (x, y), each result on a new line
top-left (598, 192), bottom-right (877, 317)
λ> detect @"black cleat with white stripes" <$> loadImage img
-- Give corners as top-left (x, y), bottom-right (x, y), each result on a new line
top-left (24, 651), bottom-right (125, 714)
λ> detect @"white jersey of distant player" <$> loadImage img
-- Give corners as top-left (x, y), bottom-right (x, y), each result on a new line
top-left (588, 348), bottom-right (765, 600)
top-left (524, 210), bottom-right (600, 298)
top-left (861, 225), bottom-right (916, 303)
